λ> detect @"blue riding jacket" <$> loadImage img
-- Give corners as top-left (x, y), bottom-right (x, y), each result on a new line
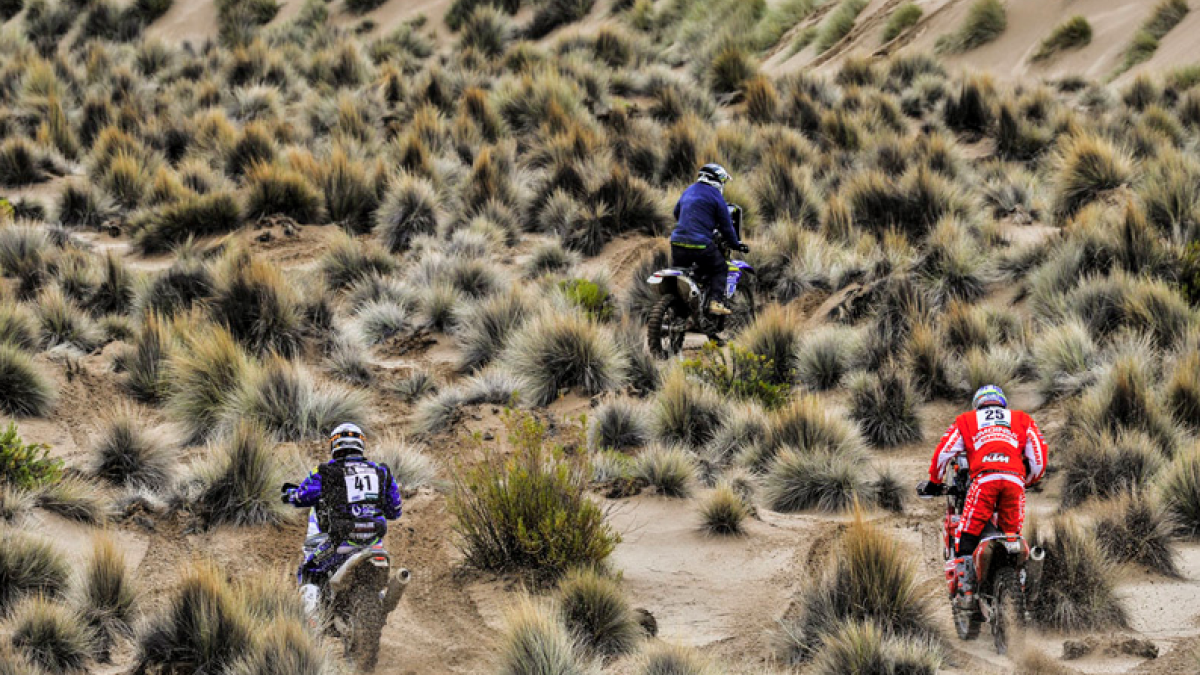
top-left (670, 182), bottom-right (739, 249)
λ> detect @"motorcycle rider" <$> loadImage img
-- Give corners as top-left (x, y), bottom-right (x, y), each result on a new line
top-left (917, 385), bottom-right (1048, 608)
top-left (670, 163), bottom-right (749, 317)
top-left (281, 423), bottom-right (403, 616)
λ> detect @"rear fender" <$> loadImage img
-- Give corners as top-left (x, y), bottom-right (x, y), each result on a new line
top-left (329, 544), bottom-right (389, 595)
top-left (974, 535), bottom-right (1028, 593)
top-left (649, 270), bottom-right (702, 303)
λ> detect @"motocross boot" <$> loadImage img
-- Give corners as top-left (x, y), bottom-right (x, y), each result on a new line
top-left (299, 583), bottom-right (321, 629)
top-left (954, 557), bottom-right (977, 610)
top-left (707, 301), bottom-right (732, 316)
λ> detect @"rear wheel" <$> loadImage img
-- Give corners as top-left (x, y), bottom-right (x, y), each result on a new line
top-left (953, 604), bottom-right (981, 641)
top-left (991, 567), bottom-right (1024, 655)
top-left (647, 297), bottom-right (687, 359)
top-left (345, 583), bottom-right (385, 672)
top-left (724, 282), bottom-right (757, 335)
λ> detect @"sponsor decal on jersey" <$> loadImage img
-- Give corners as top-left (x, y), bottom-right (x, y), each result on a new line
top-left (974, 426), bottom-right (1018, 448)
top-left (981, 452), bottom-right (1010, 463)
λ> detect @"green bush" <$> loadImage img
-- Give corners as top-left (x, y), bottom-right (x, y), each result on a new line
top-left (816, 0), bottom-right (868, 53)
top-left (936, 0), bottom-right (1006, 54)
top-left (1118, 0), bottom-right (1189, 74)
top-left (448, 413), bottom-right (619, 583)
top-left (881, 3), bottom-right (922, 43)
top-left (558, 279), bottom-right (613, 322)
top-left (682, 343), bottom-right (791, 410)
top-left (1032, 16), bottom-right (1092, 62)
top-left (0, 422), bottom-right (60, 490)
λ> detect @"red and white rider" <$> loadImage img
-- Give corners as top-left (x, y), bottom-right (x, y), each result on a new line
top-left (918, 384), bottom-right (1048, 604)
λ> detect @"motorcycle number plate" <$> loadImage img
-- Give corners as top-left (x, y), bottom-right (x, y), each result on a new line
top-left (1004, 540), bottom-right (1023, 554)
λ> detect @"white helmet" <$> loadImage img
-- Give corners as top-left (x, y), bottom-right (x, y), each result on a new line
top-left (330, 422), bottom-right (365, 458)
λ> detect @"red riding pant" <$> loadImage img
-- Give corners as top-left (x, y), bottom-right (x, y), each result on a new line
top-left (955, 473), bottom-right (1026, 544)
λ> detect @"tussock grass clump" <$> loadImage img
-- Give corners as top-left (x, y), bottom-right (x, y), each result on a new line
top-left (1139, 148), bottom-right (1200, 246)
top-left (353, 300), bottom-right (409, 345)
top-left (325, 333), bottom-right (373, 386)
top-left (168, 325), bottom-right (252, 444)
top-left (9, 597), bottom-right (95, 673)
top-left (882, 3), bottom-right (922, 43)
top-left (588, 398), bottom-right (651, 452)
top-left (0, 303), bottom-right (37, 352)
top-left (209, 250), bottom-right (304, 358)
top-left (494, 598), bottom-right (587, 675)
top-left (708, 43), bottom-right (757, 94)
top-left (0, 530), bottom-right (69, 617)
top-left (319, 231), bottom-right (395, 292)
top-left (842, 167), bottom-right (962, 240)
top-left (1033, 320), bottom-right (1099, 400)
top-left (816, 0), bottom-right (868, 53)
top-left (776, 515), bottom-right (933, 663)
top-left (739, 307), bottom-right (800, 387)
top-left (634, 446), bottom-right (697, 498)
top-left (1094, 493), bottom-right (1179, 577)
top-left (37, 476), bottom-right (107, 524)
top-left (0, 344), bottom-right (56, 417)
top-left (121, 313), bottom-right (173, 403)
top-left (0, 138), bottom-right (51, 188)
top-left (636, 643), bottom-right (718, 675)
top-left (135, 564), bottom-right (254, 675)
top-left (232, 357), bottom-right (368, 442)
top-left (699, 483), bottom-right (749, 535)
top-left (1051, 134), bottom-right (1133, 222)
top-left (191, 422), bottom-right (287, 528)
top-left (372, 438), bottom-right (437, 496)
top-left (1059, 431), bottom-right (1162, 508)
top-left (1059, 355), bottom-right (1181, 456)
top-left (450, 414), bottom-right (619, 582)
top-left (77, 535), bottom-right (138, 662)
top-left (1162, 449), bottom-right (1200, 538)
top-left (455, 289), bottom-right (534, 373)
top-left (528, 0), bottom-right (595, 38)
top-left (556, 568), bottom-right (640, 657)
top-left (35, 287), bottom-right (99, 352)
top-left (1032, 16), bottom-right (1092, 62)
top-left (90, 408), bottom-right (179, 490)
top-left (848, 368), bottom-right (922, 448)
top-left (376, 174), bottom-right (439, 254)
top-left (525, 239), bottom-right (580, 278)
top-left (764, 449), bottom-right (867, 513)
top-left (653, 370), bottom-right (725, 449)
top-left (503, 313), bottom-right (625, 406)
top-left (1119, 0), bottom-right (1189, 74)
top-left (936, 0), bottom-right (1006, 54)
top-left (796, 326), bottom-right (861, 391)
top-left (138, 257), bottom-right (214, 317)
top-left (765, 395), bottom-right (863, 459)
top-left (1031, 518), bottom-right (1128, 631)
top-left (1167, 351), bottom-right (1200, 431)
top-left (813, 620), bottom-right (941, 675)
top-left (133, 192), bottom-right (243, 254)
top-left (459, 5), bottom-right (512, 57)
top-left (242, 163), bottom-right (323, 224)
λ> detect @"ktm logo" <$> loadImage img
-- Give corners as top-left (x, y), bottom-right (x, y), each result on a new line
top-left (981, 452), bottom-right (1008, 463)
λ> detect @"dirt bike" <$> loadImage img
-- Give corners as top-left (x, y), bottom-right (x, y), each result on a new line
top-left (646, 205), bottom-right (757, 359)
top-left (919, 458), bottom-right (1045, 656)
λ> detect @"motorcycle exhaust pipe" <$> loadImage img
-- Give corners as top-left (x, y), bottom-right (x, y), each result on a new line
top-left (383, 568), bottom-right (411, 615)
top-left (1025, 547), bottom-right (1045, 603)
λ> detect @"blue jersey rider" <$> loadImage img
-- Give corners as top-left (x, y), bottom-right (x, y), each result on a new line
top-left (670, 163), bottom-right (749, 316)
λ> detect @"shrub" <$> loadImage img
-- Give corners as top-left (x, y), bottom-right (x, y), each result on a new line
top-left (191, 422), bottom-right (287, 528)
top-left (0, 342), bottom-right (56, 420)
top-left (708, 42), bottom-right (757, 94)
top-left (1033, 320), bottom-right (1099, 400)
top-left (455, 290), bottom-right (533, 372)
top-left (134, 565), bottom-right (254, 674)
top-left (557, 279), bottom-right (613, 322)
top-left (1051, 134), bottom-right (1133, 222)
top-left (35, 286), bottom-right (99, 352)
top-left (588, 398), bottom-right (651, 452)
top-left (916, 217), bottom-right (988, 306)
top-left (652, 370), bottom-right (725, 449)
top-left (232, 357), bottom-right (368, 442)
top-left (525, 240), bottom-right (579, 278)
top-left (1031, 518), bottom-right (1128, 631)
top-left (209, 250), bottom-right (304, 358)
top-left (557, 568), bottom-right (640, 657)
top-left (753, 153), bottom-right (820, 227)
top-left (36, 476), bottom-right (105, 524)
top-left (842, 166), bottom-right (962, 240)
top-left (936, 0), bottom-right (1006, 54)
top-left (1094, 493), bottom-right (1179, 577)
top-left (77, 535), bottom-right (138, 662)
top-left (881, 3), bottom-right (922, 43)
top-left (812, 620), bottom-right (941, 675)
top-left (120, 314), bottom-right (173, 403)
top-left (0, 303), bottom-right (36, 352)
top-left (449, 414), bottom-right (619, 582)
top-left (138, 257), bottom-right (214, 317)
top-left (242, 163), bottom-right (322, 224)
top-left (1167, 351), bottom-right (1200, 431)
top-left (739, 307), bottom-right (800, 386)
top-left (636, 643), bottom-right (718, 675)
top-left (495, 598), bottom-right (587, 675)
top-left (0, 138), bottom-right (49, 188)
top-left (776, 515), bottom-right (933, 663)
top-left (816, 0), bottom-right (868, 53)
top-left (1140, 148), bottom-right (1200, 246)
top-left (353, 299), bottom-right (409, 345)
top-left (795, 326), bottom-right (861, 391)
top-left (169, 325), bottom-right (252, 444)
top-left (764, 449), bottom-right (868, 513)
top-left (503, 313), bottom-right (625, 406)
top-left (376, 174), bottom-right (438, 253)
top-left (325, 333), bottom-right (373, 386)
top-left (633, 446), bottom-right (696, 498)
top-left (90, 408), bottom-right (178, 490)
top-left (848, 368), bottom-right (922, 448)
top-left (765, 395), bottom-right (863, 458)
top-left (1059, 431), bottom-right (1162, 508)
top-left (744, 75), bottom-right (779, 123)
top-left (0, 529), bottom-right (69, 617)
top-left (321, 148), bottom-right (379, 233)
top-left (9, 597), bottom-right (94, 673)
top-left (1163, 449), bottom-right (1200, 538)
top-left (1032, 16), bottom-right (1092, 62)
top-left (319, 232), bottom-right (395, 292)
top-left (699, 483), bottom-right (749, 535)
top-left (1058, 355), bottom-right (1181, 456)
top-left (372, 438), bottom-right (437, 496)
top-left (460, 5), bottom-right (512, 57)
top-left (133, 192), bottom-right (243, 254)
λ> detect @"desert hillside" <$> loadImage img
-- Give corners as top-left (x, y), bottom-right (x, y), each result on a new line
top-left (3, 0), bottom-right (1200, 674)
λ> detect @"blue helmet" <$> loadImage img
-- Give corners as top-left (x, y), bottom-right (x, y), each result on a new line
top-left (972, 385), bottom-right (1007, 410)
top-left (697, 163), bottom-right (731, 191)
